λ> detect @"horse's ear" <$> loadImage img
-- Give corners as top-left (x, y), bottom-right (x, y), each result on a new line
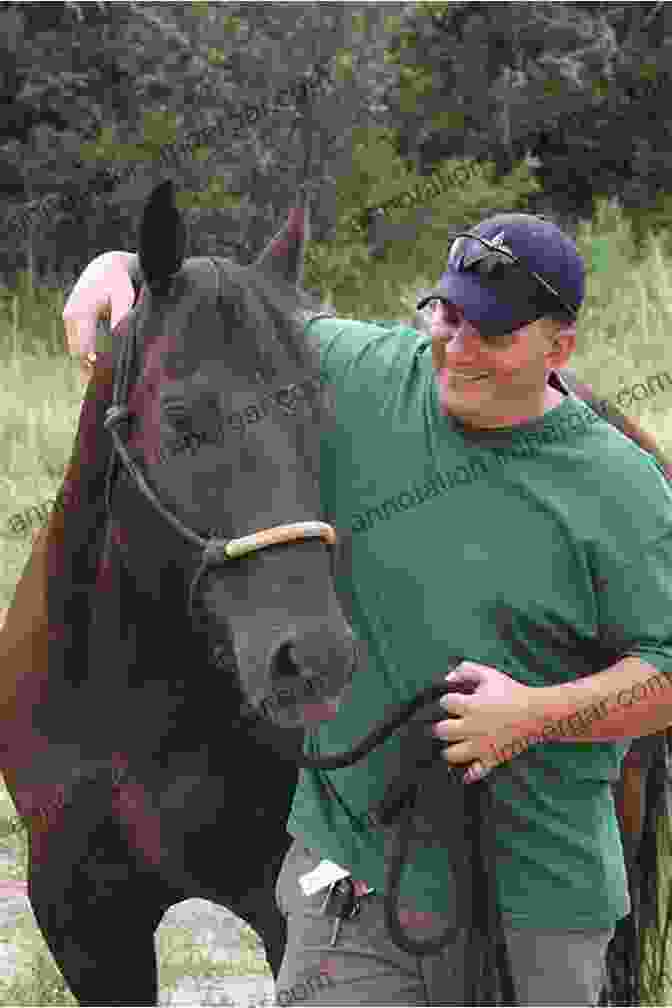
top-left (252, 186), bottom-right (311, 291)
top-left (139, 180), bottom-right (187, 296)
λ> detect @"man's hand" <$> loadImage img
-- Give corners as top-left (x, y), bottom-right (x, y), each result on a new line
top-left (63, 251), bottom-right (137, 371)
top-left (432, 660), bottom-right (543, 783)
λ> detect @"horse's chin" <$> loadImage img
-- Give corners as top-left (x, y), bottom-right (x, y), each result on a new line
top-left (279, 698), bottom-right (342, 727)
top-left (300, 699), bottom-right (342, 724)
top-left (238, 687), bottom-right (347, 728)
top-left (254, 695), bottom-right (343, 729)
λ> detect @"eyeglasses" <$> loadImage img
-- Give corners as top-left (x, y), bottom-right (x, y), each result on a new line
top-left (445, 232), bottom-right (579, 322)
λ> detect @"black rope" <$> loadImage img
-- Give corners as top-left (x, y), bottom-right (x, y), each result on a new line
top-left (290, 678), bottom-right (517, 999)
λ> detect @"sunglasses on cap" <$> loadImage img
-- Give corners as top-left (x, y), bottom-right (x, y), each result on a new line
top-left (425, 232), bottom-right (578, 341)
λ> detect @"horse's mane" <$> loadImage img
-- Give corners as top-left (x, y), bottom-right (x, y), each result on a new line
top-left (0, 338), bottom-right (120, 818)
top-left (44, 340), bottom-right (125, 702)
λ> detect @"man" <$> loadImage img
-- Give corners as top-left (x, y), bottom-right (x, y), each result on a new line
top-left (277, 212), bottom-right (672, 1007)
top-left (64, 212), bottom-right (672, 1005)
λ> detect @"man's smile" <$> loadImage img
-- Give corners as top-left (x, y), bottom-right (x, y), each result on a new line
top-left (445, 370), bottom-right (490, 382)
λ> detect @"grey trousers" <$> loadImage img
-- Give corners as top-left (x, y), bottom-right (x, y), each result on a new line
top-left (274, 839), bottom-right (616, 1006)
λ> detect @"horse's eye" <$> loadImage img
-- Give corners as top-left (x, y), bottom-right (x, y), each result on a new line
top-left (161, 395), bottom-right (191, 430)
top-left (218, 295), bottom-right (241, 330)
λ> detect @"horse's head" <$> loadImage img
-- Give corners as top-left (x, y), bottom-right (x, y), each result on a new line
top-left (100, 180), bottom-right (357, 729)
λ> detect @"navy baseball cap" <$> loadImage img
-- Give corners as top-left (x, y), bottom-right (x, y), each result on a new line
top-left (416, 213), bottom-right (585, 339)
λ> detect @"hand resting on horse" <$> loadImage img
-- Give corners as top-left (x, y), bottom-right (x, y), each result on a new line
top-left (63, 251), bottom-right (137, 375)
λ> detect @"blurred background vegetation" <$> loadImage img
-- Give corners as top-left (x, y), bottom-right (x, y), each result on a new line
top-left (4, 2), bottom-right (672, 291)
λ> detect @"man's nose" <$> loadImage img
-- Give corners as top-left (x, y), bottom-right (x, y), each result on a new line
top-left (448, 318), bottom-right (474, 346)
top-left (434, 322), bottom-right (480, 370)
top-left (438, 319), bottom-right (481, 355)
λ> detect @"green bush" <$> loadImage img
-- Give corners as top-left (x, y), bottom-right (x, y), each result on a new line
top-left (304, 128), bottom-right (541, 320)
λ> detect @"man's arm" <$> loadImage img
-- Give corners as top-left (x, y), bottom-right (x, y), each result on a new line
top-left (438, 515), bottom-right (672, 776)
top-left (529, 654), bottom-right (672, 744)
top-left (436, 653), bottom-right (672, 780)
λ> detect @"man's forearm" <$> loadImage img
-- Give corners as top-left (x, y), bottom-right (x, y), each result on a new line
top-left (528, 656), bottom-right (672, 745)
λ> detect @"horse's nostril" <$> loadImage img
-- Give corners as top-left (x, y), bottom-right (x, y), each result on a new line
top-left (271, 641), bottom-right (302, 684)
top-left (287, 643), bottom-right (300, 667)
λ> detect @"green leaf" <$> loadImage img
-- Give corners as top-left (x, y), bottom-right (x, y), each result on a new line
top-left (430, 110), bottom-right (465, 131)
top-left (79, 141), bottom-right (101, 162)
top-left (99, 126), bottom-right (116, 146)
top-left (639, 62), bottom-right (658, 82)
top-left (383, 14), bottom-right (402, 33)
top-left (399, 83), bottom-right (423, 115)
top-left (141, 110), bottom-right (178, 147)
top-left (221, 15), bottom-right (242, 35)
top-left (334, 49), bottom-right (354, 82)
top-left (215, 192), bottom-right (242, 208)
top-left (112, 143), bottom-right (155, 163)
top-left (175, 191), bottom-right (201, 209)
top-left (414, 1), bottom-right (451, 17)
top-left (207, 47), bottom-right (227, 65)
top-left (588, 236), bottom-right (611, 274)
top-left (543, 77), bottom-right (563, 97)
top-left (591, 77), bottom-right (610, 99)
top-left (176, 178), bottom-right (242, 210)
top-left (351, 13), bottom-right (367, 35)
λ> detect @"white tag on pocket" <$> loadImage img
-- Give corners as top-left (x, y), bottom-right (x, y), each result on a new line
top-left (298, 859), bottom-right (350, 896)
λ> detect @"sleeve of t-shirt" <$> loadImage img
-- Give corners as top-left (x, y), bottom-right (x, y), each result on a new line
top-left (596, 528), bottom-right (672, 679)
top-left (304, 316), bottom-right (427, 392)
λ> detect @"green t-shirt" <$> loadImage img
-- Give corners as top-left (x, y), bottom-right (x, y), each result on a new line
top-left (288, 317), bottom-right (672, 930)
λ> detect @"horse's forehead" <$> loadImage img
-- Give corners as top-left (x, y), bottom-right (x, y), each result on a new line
top-left (135, 259), bottom-right (257, 384)
top-left (139, 259), bottom-right (225, 365)
top-left (177, 256), bottom-right (222, 300)
top-left (181, 255), bottom-right (246, 291)
top-left (153, 257), bottom-right (233, 313)
top-left (138, 256), bottom-right (307, 389)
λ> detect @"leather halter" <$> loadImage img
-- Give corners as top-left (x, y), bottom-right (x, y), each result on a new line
top-left (101, 259), bottom-right (337, 626)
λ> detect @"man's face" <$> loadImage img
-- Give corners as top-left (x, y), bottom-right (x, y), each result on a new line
top-left (428, 299), bottom-right (575, 429)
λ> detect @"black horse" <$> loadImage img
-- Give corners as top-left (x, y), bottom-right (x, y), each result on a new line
top-left (0, 179), bottom-right (358, 1005)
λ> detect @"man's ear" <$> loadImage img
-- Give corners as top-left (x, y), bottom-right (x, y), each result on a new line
top-left (551, 318), bottom-right (576, 345)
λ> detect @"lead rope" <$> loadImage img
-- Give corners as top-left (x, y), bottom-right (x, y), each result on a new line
top-left (294, 679), bottom-right (517, 1001)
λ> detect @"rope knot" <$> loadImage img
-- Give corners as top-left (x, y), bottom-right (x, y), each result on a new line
top-left (104, 405), bottom-right (132, 430)
top-left (203, 539), bottom-right (232, 565)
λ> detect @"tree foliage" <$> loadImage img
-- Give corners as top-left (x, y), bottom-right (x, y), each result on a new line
top-left (2, 1), bottom-right (672, 298)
